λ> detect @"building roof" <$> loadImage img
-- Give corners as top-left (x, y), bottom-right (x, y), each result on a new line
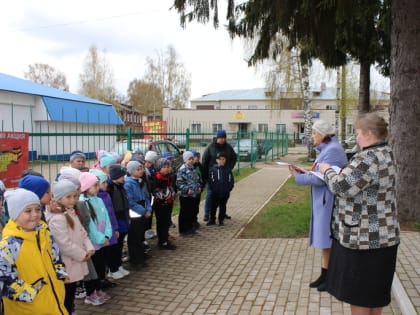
top-left (192, 86), bottom-right (389, 102)
top-left (192, 87), bottom-right (338, 102)
top-left (193, 88), bottom-right (267, 101)
top-left (0, 72), bottom-right (123, 125)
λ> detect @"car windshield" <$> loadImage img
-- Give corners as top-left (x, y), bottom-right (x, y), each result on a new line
top-left (112, 142), bottom-right (149, 155)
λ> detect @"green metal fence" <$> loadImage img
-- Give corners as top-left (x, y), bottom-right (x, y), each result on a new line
top-left (22, 129), bottom-right (288, 183)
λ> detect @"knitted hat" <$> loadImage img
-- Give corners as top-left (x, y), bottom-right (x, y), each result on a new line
top-left (130, 151), bottom-right (145, 164)
top-left (59, 166), bottom-right (81, 180)
top-left (79, 172), bottom-right (99, 192)
top-left (216, 129), bottom-right (227, 138)
top-left (52, 179), bottom-right (78, 201)
top-left (18, 175), bottom-right (50, 199)
top-left (183, 151), bottom-right (194, 162)
top-left (89, 169), bottom-right (108, 185)
top-left (69, 150), bottom-right (86, 161)
top-left (127, 161), bottom-right (142, 175)
top-left (109, 164), bottom-right (127, 180)
top-left (312, 120), bottom-right (335, 136)
top-left (21, 169), bottom-right (43, 178)
top-left (190, 149), bottom-right (200, 157)
top-left (100, 153), bottom-right (117, 168)
top-left (145, 151), bottom-right (159, 163)
top-left (4, 188), bottom-right (40, 220)
top-left (155, 158), bottom-right (171, 171)
top-left (57, 172), bottom-right (81, 189)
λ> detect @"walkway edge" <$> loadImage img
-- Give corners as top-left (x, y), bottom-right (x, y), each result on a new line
top-left (234, 168), bottom-right (290, 238)
top-left (392, 273), bottom-right (417, 315)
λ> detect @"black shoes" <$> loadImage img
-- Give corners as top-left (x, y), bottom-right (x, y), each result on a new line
top-left (203, 215), bottom-right (209, 221)
top-left (159, 241), bottom-right (177, 250)
top-left (99, 279), bottom-right (117, 289)
top-left (206, 220), bottom-right (216, 226)
top-left (219, 221), bottom-right (224, 226)
top-left (309, 268), bottom-right (327, 291)
top-left (224, 214), bottom-right (232, 219)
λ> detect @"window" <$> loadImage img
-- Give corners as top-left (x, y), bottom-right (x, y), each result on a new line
top-left (212, 124), bottom-right (223, 133)
top-left (258, 124), bottom-right (268, 132)
top-left (236, 105), bottom-right (241, 110)
top-left (347, 124), bottom-right (355, 135)
top-left (248, 105), bottom-right (258, 110)
top-left (326, 105), bottom-right (337, 110)
top-left (191, 123), bottom-right (201, 133)
top-left (276, 124), bottom-right (286, 134)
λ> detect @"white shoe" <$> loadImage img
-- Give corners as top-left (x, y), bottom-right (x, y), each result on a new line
top-left (108, 270), bottom-right (125, 280)
top-left (118, 266), bottom-right (130, 276)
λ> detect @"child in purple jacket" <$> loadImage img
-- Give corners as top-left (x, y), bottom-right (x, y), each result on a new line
top-left (90, 169), bottom-right (130, 281)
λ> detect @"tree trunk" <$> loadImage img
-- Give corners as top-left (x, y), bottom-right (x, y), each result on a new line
top-left (390, 0), bottom-right (420, 222)
top-left (358, 60), bottom-right (370, 113)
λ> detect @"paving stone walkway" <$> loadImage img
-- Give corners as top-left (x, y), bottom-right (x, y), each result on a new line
top-left (75, 162), bottom-right (409, 315)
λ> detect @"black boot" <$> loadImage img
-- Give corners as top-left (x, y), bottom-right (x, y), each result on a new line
top-left (309, 268), bottom-right (327, 288)
top-left (317, 281), bottom-right (327, 292)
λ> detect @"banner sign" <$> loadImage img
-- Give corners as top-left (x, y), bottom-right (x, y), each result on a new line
top-left (0, 132), bottom-right (29, 188)
top-left (143, 121), bottom-right (167, 139)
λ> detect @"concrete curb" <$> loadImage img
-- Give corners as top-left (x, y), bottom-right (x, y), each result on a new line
top-left (392, 274), bottom-right (417, 315)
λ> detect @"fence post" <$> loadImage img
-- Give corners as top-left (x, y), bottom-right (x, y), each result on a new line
top-left (127, 127), bottom-right (132, 151)
top-left (186, 128), bottom-right (190, 150)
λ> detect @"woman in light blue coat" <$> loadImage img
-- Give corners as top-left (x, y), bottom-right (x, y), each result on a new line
top-left (289, 120), bottom-right (347, 291)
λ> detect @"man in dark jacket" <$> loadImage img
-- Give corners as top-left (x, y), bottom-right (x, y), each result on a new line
top-left (201, 129), bottom-right (237, 221)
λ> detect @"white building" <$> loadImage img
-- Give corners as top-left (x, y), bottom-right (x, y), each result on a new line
top-left (0, 72), bottom-right (123, 159)
top-left (163, 86), bottom-right (389, 141)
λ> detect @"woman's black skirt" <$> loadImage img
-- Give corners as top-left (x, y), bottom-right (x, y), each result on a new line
top-left (326, 239), bottom-right (398, 308)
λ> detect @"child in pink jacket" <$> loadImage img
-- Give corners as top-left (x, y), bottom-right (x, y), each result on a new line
top-left (46, 179), bottom-right (95, 314)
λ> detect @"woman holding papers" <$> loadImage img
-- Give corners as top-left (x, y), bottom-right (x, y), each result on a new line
top-left (289, 120), bottom-right (347, 291)
top-left (318, 113), bottom-right (399, 315)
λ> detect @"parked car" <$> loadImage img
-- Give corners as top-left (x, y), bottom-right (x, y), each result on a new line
top-left (111, 139), bottom-right (184, 171)
top-left (341, 134), bottom-right (357, 149)
top-left (167, 134), bottom-right (187, 149)
top-left (232, 139), bottom-right (259, 161)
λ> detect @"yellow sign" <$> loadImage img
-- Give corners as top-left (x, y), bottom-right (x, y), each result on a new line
top-left (233, 111), bottom-right (245, 119)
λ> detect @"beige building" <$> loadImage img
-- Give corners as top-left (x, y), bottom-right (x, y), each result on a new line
top-left (163, 86), bottom-right (389, 141)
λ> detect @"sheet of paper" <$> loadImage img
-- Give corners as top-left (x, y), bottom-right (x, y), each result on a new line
top-left (275, 161), bottom-right (292, 166)
top-left (129, 209), bottom-right (142, 218)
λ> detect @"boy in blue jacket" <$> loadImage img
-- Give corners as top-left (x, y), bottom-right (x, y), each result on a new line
top-left (207, 152), bottom-right (234, 226)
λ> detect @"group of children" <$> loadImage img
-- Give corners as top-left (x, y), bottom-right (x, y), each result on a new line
top-left (0, 147), bottom-right (234, 315)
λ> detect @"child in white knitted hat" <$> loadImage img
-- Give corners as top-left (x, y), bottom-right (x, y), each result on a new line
top-left (0, 188), bottom-right (67, 314)
top-left (46, 180), bottom-right (95, 314)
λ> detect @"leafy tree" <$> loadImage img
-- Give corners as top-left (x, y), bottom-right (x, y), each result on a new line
top-left (173, 0), bottom-right (391, 113)
top-left (127, 79), bottom-right (164, 120)
top-left (24, 63), bottom-right (69, 91)
top-left (143, 45), bottom-right (191, 109)
top-left (79, 45), bottom-right (118, 104)
top-left (389, 0), bottom-right (420, 222)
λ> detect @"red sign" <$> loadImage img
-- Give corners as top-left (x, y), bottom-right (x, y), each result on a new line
top-left (0, 132), bottom-right (29, 188)
top-left (143, 121), bottom-right (167, 139)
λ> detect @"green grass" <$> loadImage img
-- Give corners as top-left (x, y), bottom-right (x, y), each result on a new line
top-left (239, 177), bottom-right (311, 238)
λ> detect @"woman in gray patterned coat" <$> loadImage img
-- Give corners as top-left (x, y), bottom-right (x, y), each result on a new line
top-left (318, 113), bottom-right (400, 315)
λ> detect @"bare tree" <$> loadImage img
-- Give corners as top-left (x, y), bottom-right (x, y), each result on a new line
top-left (79, 45), bottom-right (118, 104)
top-left (24, 63), bottom-right (69, 91)
top-left (127, 79), bottom-right (164, 120)
top-left (144, 45), bottom-right (191, 109)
